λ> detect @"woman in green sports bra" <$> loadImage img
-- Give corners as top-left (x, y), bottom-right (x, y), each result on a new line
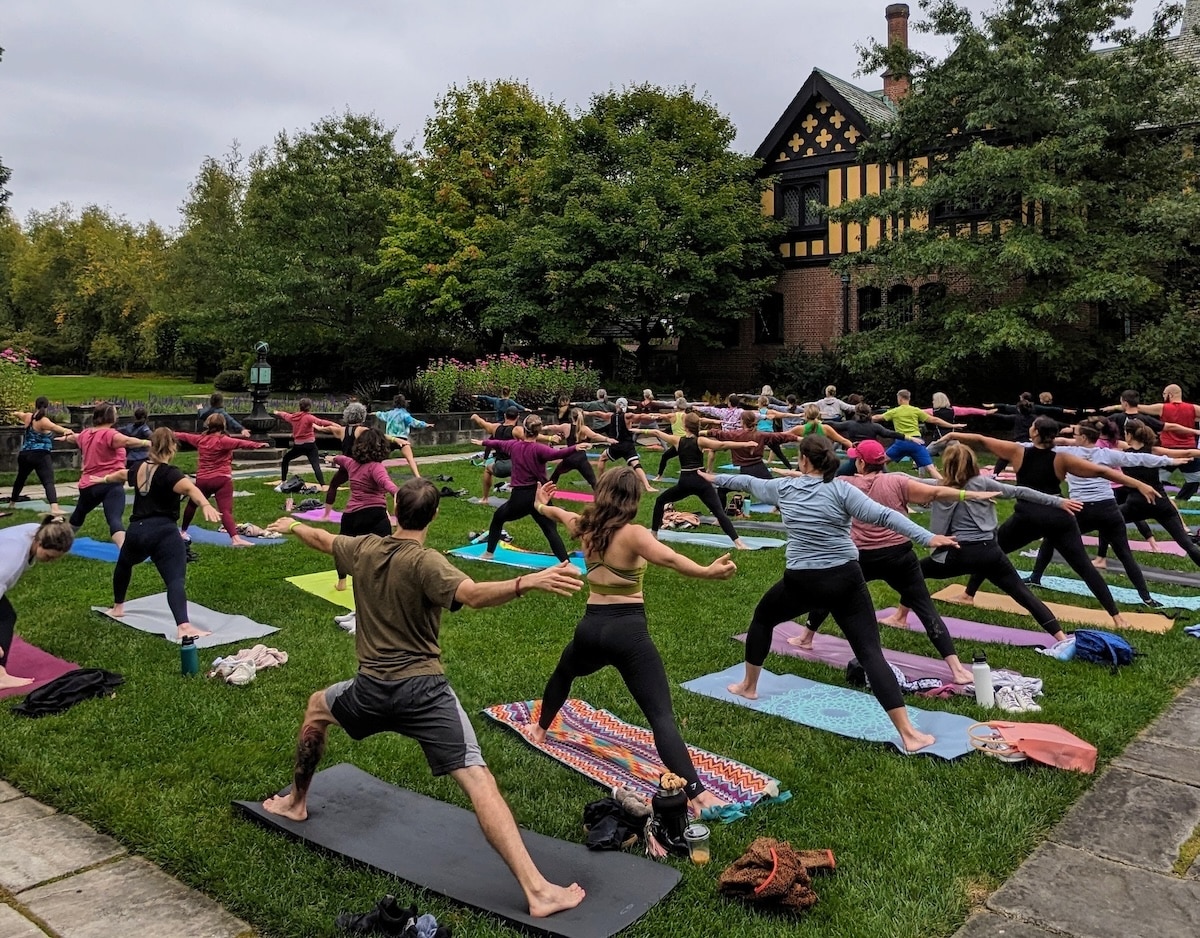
top-left (530, 467), bottom-right (737, 816)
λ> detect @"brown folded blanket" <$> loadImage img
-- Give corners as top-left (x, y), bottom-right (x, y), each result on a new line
top-left (717, 837), bottom-right (835, 913)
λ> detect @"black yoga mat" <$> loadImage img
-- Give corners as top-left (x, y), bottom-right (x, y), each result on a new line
top-left (235, 762), bottom-right (680, 938)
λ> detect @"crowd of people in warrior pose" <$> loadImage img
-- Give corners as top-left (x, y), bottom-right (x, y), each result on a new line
top-left (7, 380), bottom-right (1200, 915)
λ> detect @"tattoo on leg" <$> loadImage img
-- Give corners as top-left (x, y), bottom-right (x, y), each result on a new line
top-left (292, 723), bottom-right (327, 798)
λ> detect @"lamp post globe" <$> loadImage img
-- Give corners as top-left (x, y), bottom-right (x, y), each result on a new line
top-left (244, 342), bottom-right (275, 436)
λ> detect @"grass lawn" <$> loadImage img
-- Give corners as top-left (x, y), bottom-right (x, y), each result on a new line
top-left (2, 453), bottom-right (1199, 938)
top-left (32, 374), bottom-right (213, 405)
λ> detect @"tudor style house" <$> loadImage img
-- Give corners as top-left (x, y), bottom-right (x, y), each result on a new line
top-left (679, 1), bottom-right (1200, 390)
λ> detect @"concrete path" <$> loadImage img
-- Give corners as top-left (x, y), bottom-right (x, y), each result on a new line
top-left (0, 781), bottom-right (252, 938)
top-left (955, 679), bottom-right (1200, 938)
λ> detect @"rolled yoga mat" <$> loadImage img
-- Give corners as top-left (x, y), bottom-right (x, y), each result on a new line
top-left (447, 542), bottom-right (587, 574)
top-left (930, 586), bottom-right (1174, 634)
top-left (654, 530), bottom-right (785, 551)
top-left (0, 637), bottom-right (79, 700)
top-left (236, 762), bottom-right (680, 938)
top-left (483, 698), bottom-right (786, 808)
top-left (285, 570), bottom-right (355, 610)
top-left (1010, 570), bottom-right (1200, 610)
top-left (681, 664), bottom-right (978, 760)
top-left (91, 593), bottom-right (279, 648)
top-left (875, 607), bottom-right (1054, 648)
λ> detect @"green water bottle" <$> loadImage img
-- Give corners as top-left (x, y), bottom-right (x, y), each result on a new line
top-left (180, 635), bottom-right (199, 676)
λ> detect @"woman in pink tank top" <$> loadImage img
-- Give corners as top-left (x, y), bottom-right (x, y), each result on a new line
top-left (68, 403), bottom-right (152, 547)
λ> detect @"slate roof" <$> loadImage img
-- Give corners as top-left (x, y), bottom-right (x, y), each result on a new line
top-left (814, 69), bottom-right (898, 125)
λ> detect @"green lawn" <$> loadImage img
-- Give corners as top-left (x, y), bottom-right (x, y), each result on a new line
top-left (32, 374), bottom-right (212, 405)
top-left (2, 455), bottom-right (1199, 938)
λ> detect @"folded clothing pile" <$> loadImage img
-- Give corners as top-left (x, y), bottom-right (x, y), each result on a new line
top-left (208, 644), bottom-right (288, 685)
top-left (582, 786), bottom-right (652, 851)
top-left (717, 837), bottom-right (836, 913)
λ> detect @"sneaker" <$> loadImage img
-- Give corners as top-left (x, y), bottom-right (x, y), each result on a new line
top-left (1141, 597), bottom-right (1164, 609)
top-left (1021, 574), bottom-right (1042, 586)
top-left (334, 611), bottom-right (356, 623)
top-left (499, 529), bottom-right (514, 543)
top-left (185, 546), bottom-right (200, 564)
top-left (273, 483), bottom-right (285, 493)
top-left (335, 612), bottom-right (357, 633)
top-left (334, 895), bottom-right (414, 935)
top-left (995, 686), bottom-right (1024, 713)
top-left (1012, 687), bottom-right (1042, 712)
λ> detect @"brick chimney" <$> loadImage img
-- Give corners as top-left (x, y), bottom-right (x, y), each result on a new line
top-left (883, 3), bottom-right (911, 104)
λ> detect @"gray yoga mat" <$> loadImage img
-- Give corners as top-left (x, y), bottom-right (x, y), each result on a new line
top-left (236, 762), bottom-right (680, 938)
top-left (1021, 549), bottom-right (1200, 588)
top-left (655, 530), bottom-right (785, 550)
top-left (91, 593), bottom-right (278, 648)
top-left (699, 515), bottom-right (787, 532)
top-left (469, 496), bottom-right (508, 508)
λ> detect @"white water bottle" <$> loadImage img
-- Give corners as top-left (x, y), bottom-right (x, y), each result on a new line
top-left (972, 653), bottom-right (994, 708)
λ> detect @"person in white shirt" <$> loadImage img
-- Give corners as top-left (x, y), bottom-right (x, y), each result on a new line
top-left (0, 518), bottom-right (74, 689)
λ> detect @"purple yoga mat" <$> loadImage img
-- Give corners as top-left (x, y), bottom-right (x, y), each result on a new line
top-left (876, 607), bottom-right (1053, 648)
top-left (1081, 534), bottom-right (1186, 557)
top-left (734, 625), bottom-right (970, 688)
top-left (0, 636), bottom-right (79, 700)
top-left (292, 509), bottom-right (397, 525)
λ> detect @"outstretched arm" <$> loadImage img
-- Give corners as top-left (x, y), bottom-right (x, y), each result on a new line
top-left (534, 484), bottom-right (583, 535)
top-left (1058, 453), bottom-right (1160, 501)
top-left (904, 479), bottom-right (999, 505)
top-left (699, 438), bottom-right (757, 452)
top-left (629, 526), bottom-right (737, 579)
top-left (637, 427), bottom-right (679, 447)
top-left (822, 425), bottom-right (853, 448)
top-left (939, 431), bottom-right (1022, 460)
top-left (268, 519), bottom-right (337, 554)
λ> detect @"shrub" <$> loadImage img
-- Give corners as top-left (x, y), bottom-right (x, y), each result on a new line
top-left (0, 346), bottom-right (39, 419)
top-left (213, 369), bottom-right (248, 392)
top-left (415, 354), bottom-right (602, 413)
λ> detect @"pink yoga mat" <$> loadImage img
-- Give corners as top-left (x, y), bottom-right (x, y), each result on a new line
top-left (1081, 535), bottom-right (1186, 557)
top-left (0, 636), bottom-right (79, 700)
top-left (876, 607), bottom-right (1053, 648)
top-left (292, 510), bottom-right (397, 525)
top-left (552, 490), bottom-right (594, 503)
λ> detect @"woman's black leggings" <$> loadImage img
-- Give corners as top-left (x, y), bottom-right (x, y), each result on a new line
top-left (69, 482), bottom-right (126, 536)
top-left (113, 517), bottom-right (189, 625)
top-left (651, 472), bottom-right (740, 543)
top-left (281, 441), bottom-right (325, 485)
top-left (808, 543), bottom-right (957, 659)
top-left (965, 504), bottom-right (1119, 616)
top-left (12, 450), bottom-right (57, 504)
top-left (540, 603), bottom-right (706, 799)
top-left (549, 451), bottom-right (598, 489)
top-left (744, 561), bottom-right (904, 711)
top-left (486, 484), bottom-right (568, 560)
top-left (718, 461), bottom-right (772, 508)
top-left (324, 465), bottom-right (349, 507)
top-left (657, 446), bottom-right (678, 478)
top-left (0, 595), bottom-right (16, 663)
top-left (1031, 498), bottom-right (1153, 600)
top-left (924, 538), bottom-right (1061, 636)
top-left (1098, 496), bottom-right (1200, 567)
top-left (765, 440), bottom-right (793, 470)
top-left (335, 507), bottom-right (392, 578)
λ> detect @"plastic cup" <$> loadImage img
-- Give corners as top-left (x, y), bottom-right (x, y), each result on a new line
top-left (684, 823), bottom-right (710, 866)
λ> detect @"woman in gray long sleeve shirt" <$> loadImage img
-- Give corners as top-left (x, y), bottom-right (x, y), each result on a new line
top-left (718, 436), bottom-right (959, 754)
top-left (902, 443), bottom-right (1078, 642)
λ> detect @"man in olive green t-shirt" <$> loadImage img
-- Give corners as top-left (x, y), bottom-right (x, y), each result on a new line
top-left (262, 479), bottom-right (587, 919)
top-left (873, 389), bottom-right (962, 481)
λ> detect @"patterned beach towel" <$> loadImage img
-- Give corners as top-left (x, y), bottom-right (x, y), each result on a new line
top-left (484, 698), bottom-right (785, 808)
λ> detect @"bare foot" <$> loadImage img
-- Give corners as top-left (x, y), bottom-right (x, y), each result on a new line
top-left (230, 536), bottom-right (254, 547)
top-left (262, 794), bottom-right (307, 822)
top-left (786, 631), bottom-right (815, 649)
top-left (177, 623), bottom-right (211, 639)
top-left (108, 604), bottom-right (125, 618)
top-left (0, 672), bottom-right (34, 690)
top-left (727, 681), bottom-right (758, 701)
top-left (334, 579), bottom-right (348, 592)
top-left (733, 538), bottom-right (749, 550)
top-left (952, 592), bottom-right (975, 605)
top-left (901, 730), bottom-right (936, 753)
top-left (950, 666), bottom-right (974, 684)
top-left (528, 882), bottom-right (586, 918)
top-left (529, 724), bottom-right (548, 745)
top-left (1112, 614), bottom-right (1132, 629)
top-left (689, 791), bottom-right (729, 815)
top-left (879, 613), bottom-right (909, 628)
top-left (1092, 557), bottom-right (1107, 569)
top-left (320, 508), bottom-right (333, 519)
top-left (480, 552), bottom-right (494, 561)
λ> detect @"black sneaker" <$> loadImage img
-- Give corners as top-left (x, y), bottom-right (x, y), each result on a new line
top-left (334, 895), bottom-right (415, 935)
top-left (500, 529), bottom-right (514, 543)
top-left (1141, 597), bottom-right (1164, 609)
top-left (1020, 574), bottom-right (1041, 586)
top-left (185, 546), bottom-right (200, 564)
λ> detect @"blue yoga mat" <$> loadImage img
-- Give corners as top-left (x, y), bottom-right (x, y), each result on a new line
top-left (185, 526), bottom-right (285, 547)
top-left (8, 499), bottom-right (68, 514)
top-left (655, 530), bottom-right (785, 551)
top-left (1012, 569), bottom-right (1200, 610)
top-left (681, 664), bottom-right (978, 760)
top-left (69, 537), bottom-right (122, 562)
top-left (448, 542), bottom-right (587, 573)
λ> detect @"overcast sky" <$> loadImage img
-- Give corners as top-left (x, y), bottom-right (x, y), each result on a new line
top-left (0, 0), bottom-right (1166, 229)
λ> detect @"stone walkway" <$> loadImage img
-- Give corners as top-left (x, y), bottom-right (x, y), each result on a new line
top-left (955, 679), bottom-right (1200, 938)
top-left (0, 781), bottom-right (252, 938)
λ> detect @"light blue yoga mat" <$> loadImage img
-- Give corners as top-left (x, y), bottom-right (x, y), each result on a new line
top-left (9, 500), bottom-right (66, 514)
top-left (681, 664), bottom-right (977, 760)
top-left (185, 526), bottom-right (285, 547)
top-left (655, 530), bottom-right (785, 551)
top-left (448, 541), bottom-right (587, 573)
top-left (1011, 569), bottom-right (1200, 610)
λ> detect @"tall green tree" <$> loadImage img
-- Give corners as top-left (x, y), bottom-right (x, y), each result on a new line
top-left (376, 80), bottom-right (567, 351)
top-left (233, 112), bottom-right (410, 383)
top-left (828, 0), bottom-right (1200, 394)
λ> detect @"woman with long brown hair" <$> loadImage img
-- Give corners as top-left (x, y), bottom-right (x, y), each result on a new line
top-left (69, 402), bottom-right (152, 547)
top-left (109, 428), bottom-right (222, 640)
top-left (530, 467), bottom-right (736, 816)
top-left (176, 413), bottom-right (268, 546)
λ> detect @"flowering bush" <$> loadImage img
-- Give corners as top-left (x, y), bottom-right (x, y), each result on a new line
top-left (415, 354), bottom-right (602, 412)
top-left (0, 347), bottom-right (39, 419)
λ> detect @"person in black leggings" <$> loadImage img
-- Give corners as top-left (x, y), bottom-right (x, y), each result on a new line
top-left (471, 409), bottom-right (524, 502)
top-left (7, 397), bottom-right (75, 514)
top-left (531, 467), bottom-right (737, 816)
top-left (544, 408), bottom-right (615, 490)
top-left (480, 415), bottom-right (590, 561)
top-left (1096, 419), bottom-right (1200, 568)
top-left (938, 419), bottom-right (1162, 631)
top-left (720, 436), bottom-right (959, 753)
top-left (319, 402), bottom-right (368, 517)
top-left (639, 412), bottom-right (757, 548)
top-left (0, 517), bottom-right (74, 690)
top-left (108, 428), bottom-right (222, 641)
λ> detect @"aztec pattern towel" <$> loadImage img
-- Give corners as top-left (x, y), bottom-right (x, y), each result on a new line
top-left (483, 698), bottom-right (783, 807)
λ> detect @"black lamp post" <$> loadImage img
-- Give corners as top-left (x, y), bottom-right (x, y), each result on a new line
top-left (841, 273), bottom-right (852, 335)
top-left (243, 342), bottom-right (275, 437)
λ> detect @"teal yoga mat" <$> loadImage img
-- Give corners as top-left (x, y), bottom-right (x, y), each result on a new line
top-left (1012, 569), bottom-right (1200, 610)
top-left (448, 541), bottom-right (587, 573)
top-left (681, 664), bottom-right (978, 760)
top-left (654, 530), bottom-right (785, 550)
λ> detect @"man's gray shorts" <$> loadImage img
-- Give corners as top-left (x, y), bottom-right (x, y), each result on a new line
top-left (325, 673), bottom-right (485, 776)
